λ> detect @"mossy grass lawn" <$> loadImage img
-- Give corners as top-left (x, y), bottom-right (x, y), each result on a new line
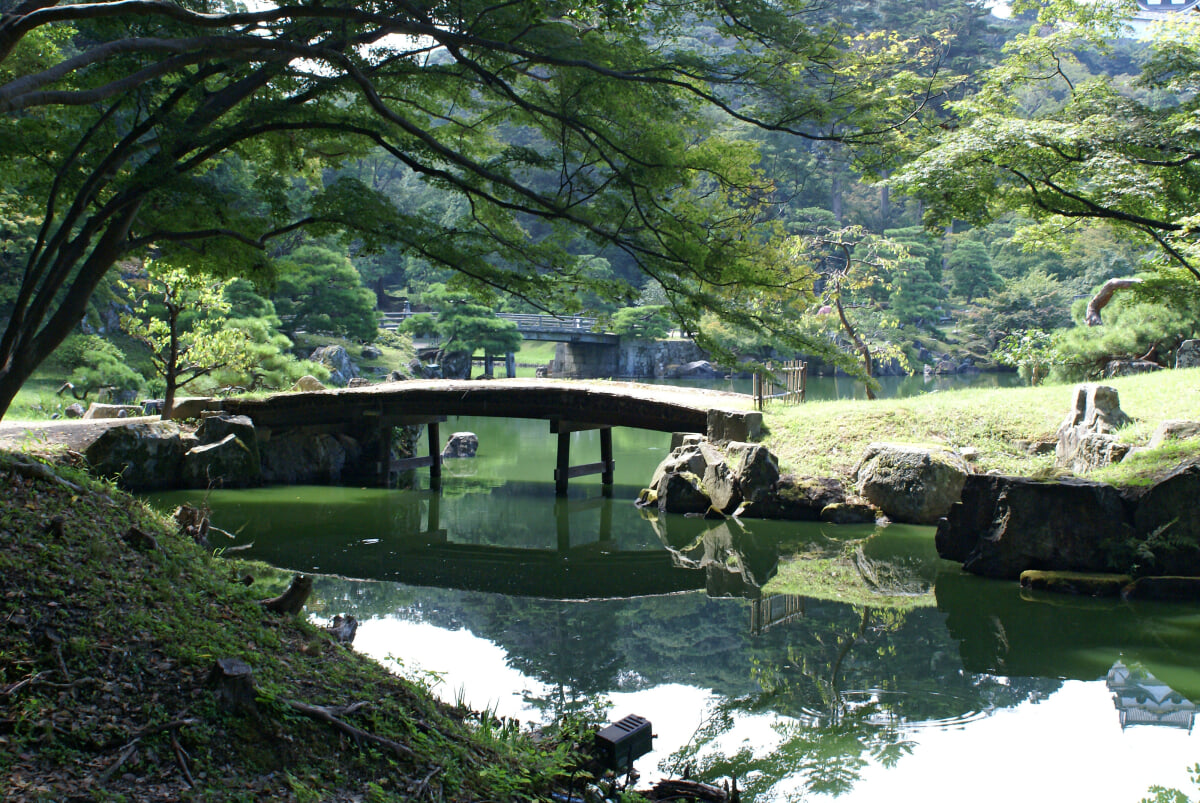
top-left (762, 368), bottom-right (1200, 484)
top-left (0, 452), bottom-right (575, 802)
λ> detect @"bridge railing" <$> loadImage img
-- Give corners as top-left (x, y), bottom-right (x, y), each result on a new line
top-left (379, 310), bottom-right (600, 334)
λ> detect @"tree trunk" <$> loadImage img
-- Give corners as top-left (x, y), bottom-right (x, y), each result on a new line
top-left (261, 574), bottom-right (313, 615)
top-left (834, 284), bottom-right (876, 401)
top-left (0, 201), bottom-right (143, 422)
top-left (1085, 278), bottom-right (1142, 326)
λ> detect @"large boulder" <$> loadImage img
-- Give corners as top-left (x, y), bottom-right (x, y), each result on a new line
top-left (440, 350), bottom-right (472, 380)
top-left (726, 442), bottom-right (779, 504)
top-left (197, 414), bottom-right (257, 450)
top-left (442, 432), bottom-right (479, 459)
top-left (291, 375), bottom-right (326, 392)
top-left (672, 360), bottom-right (721, 379)
top-left (85, 421), bottom-right (187, 490)
top-left (1103, 360), bottom-right (1162, 378)
top-left (936, 474), bottom-right (1136, 580)
top-left (738, 475), bottom-right (845, 521)
top-left (1147, 420), bottom-right (1200, 449)
top-left (707, 409), bottom-right (763, 443)
top-left (83, 402), bottom-right (142, 419)
top-left (1177, 339), bottom-right (1200, 369)
top-left (649, 443), bottom-right (711, 491)
top-left (260, 431), bottom-right (356, 484)
top-left (1056, 384), bottom-right (1131, 472)
top-left (1127, 462), bottom-right (1200, 575)
top-left (702, 454), bottom-right (741, 513)
top-left (657, 471), bottom-right (711, 515)
top-left (182, 433), bottom-right (262, 489)
top-left (310, 345), bottom-right (358, 387)
top-left (854, 442), bottom-right (969, 525)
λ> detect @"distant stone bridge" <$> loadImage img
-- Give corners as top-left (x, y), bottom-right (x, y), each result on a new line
top-left (379, 311), bottom-right (619, 345)
top-left (218, 379), bottom-right (759, 494)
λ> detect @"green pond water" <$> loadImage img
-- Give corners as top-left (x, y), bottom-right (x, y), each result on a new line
top-left (148, 411), bottom-right (1200, 802)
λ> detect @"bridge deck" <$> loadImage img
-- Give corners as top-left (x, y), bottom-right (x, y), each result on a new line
top-left (220, 379), bottom-right (754, 433)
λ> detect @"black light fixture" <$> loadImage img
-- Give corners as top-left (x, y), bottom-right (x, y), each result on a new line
top-left (594, 714), bottom-right (654, 771)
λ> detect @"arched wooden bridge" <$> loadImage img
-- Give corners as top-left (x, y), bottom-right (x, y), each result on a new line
top-left (218, 379), bottom-right (760, 494)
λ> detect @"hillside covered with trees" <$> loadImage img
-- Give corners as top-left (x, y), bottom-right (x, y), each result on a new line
top-left (2, 0), bottom-right (1199, 416)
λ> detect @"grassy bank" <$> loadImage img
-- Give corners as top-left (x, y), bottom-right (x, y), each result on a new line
top-left (0, 453), bottom-right (579, 802)
top-left (762, 368), bottom-right (1200, 484)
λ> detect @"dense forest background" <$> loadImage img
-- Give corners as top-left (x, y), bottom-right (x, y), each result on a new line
top-left (4, 0), bottom-right (1200, 413)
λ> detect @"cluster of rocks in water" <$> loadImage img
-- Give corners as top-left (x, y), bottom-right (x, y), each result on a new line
top-left (639, 435), bottom-right (877, 525)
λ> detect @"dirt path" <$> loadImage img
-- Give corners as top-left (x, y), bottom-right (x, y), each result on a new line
top-left (0, 415), bottom-right (159, 452)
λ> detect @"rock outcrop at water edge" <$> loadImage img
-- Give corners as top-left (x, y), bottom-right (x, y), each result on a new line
top-left (854, 442), bottom-right (970, 525)
top-left (644, 438), bottom-right (874, 523)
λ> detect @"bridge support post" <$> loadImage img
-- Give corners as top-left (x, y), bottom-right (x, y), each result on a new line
top-left (428, 420), bottom-right (442, 490)
top-left (505, 352), bottom-right (516, 378)
top-left (484, 354), bottom-right (495, 377)
top-left (551, 420), bottom-right (615, 497)
top-left (384, 415), bottom-right (445, 490)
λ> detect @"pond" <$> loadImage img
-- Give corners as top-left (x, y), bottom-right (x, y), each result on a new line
top-left (149, 414), bottom-right (1200, 802)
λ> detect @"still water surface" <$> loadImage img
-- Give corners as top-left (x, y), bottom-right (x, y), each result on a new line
top-left (150, 409), bottom-right (1200, 802)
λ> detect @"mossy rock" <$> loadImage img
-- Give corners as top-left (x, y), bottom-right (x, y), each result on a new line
top-left (1019, 570), bottom-right (1131, 597)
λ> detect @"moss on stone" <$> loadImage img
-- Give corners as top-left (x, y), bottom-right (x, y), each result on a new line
top-left (1019, 570), bottom-right (1132, 597)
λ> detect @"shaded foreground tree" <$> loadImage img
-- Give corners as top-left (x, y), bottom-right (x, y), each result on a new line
top-left (0, 0), bottom-right (949, 419)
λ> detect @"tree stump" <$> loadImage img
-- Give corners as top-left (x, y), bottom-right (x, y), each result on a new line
top-left (173, 504), bottom-right (211, 547)
top-left (260, 574), bottom-right (313, 615)
top-left (326, 615), bottom-right (358, 645)
top-left (206, 657), bottom-right (257, 715)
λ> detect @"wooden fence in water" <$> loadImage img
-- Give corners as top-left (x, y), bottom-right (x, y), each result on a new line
top-left (752, 359), bottom-right (807, 410)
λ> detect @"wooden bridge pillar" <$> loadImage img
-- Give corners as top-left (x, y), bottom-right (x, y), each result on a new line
top-left (551, 419), bottom-right (615, 496)
top-left (505, 352), bottom-right (516, 378)
top-left (385, 415), bottom-right (446, 490)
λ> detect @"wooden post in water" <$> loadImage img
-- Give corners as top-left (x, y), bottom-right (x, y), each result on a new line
top-left (600, 428), bottom-right (614, 486)
top-left (552, 420), bottom-right (615, 497)
top-left (427, 420), bottom-right (442, 490)
top-left (386, 415), bottom-right (446, 490)
top-left (555, 430), bottom-right (571, 496)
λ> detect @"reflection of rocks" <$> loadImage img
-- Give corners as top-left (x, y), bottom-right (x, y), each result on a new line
top-left (652, 518), bottom-right (779, 597)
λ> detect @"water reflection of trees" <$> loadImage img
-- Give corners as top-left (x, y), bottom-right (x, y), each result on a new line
top-left (309, 571), bottom-right (1061, 800)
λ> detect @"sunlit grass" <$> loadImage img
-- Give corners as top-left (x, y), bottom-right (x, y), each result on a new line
top-left (761, 368), bottom-right (1200, 481)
